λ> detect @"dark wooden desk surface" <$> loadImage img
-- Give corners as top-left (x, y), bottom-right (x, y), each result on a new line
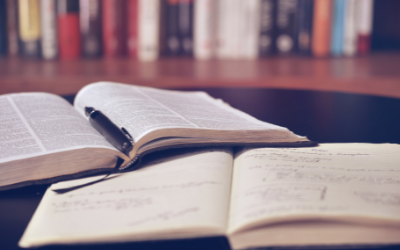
top-left (1, 87), bottom-right (400, 250)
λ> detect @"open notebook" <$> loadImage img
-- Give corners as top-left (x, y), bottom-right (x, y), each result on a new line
top-left (19, 143), bottom-right (400, 249)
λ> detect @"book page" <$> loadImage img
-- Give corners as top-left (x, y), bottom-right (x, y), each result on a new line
top-left (0, 93), bottom-right (115, 164)
top-left (74, 82), bottom-right (288, 142)
top-left (228, 143), bottom-right (400, 234)
top-left (19, 148), bottom-right (233, 247)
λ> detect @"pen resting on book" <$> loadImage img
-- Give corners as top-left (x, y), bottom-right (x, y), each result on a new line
top-left (85, 107), bottom-right (134, 156)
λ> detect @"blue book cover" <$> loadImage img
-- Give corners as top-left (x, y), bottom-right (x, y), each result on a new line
top-left (331, 0), bottom-right (345, 56)
top-left (0, 0), bottom-right (7, 56)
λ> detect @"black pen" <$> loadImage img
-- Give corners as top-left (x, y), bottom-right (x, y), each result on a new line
top-left (85, 107), bottom-right (133, 156)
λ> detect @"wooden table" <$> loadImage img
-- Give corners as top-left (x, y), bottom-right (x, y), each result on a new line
top-left (1, 87), bottom-right (400, 250)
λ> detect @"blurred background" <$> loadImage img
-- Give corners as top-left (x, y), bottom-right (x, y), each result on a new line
top-left (0, 0), bottom-right (399, 98)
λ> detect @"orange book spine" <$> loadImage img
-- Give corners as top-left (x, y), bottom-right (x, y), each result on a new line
top-left (311, 0), bottom-right (333, 57)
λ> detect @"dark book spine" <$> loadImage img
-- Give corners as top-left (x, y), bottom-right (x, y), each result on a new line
top-left (127, 0), bottom-right (138, 58)
top-left (275, 0), bottom-right (298, 54)
top-left (0, 0), bottom-right (7, 56)
top-left (163, 0), bottom-right (180, 56)
top-left (258, 0), bottom-right (276, 56)
top-left (178, 0), bottom-right (193, 56)
top-left (102, 0), bottom-right (127, 57)
top-left (295, 0), bottom-right (313, 55)
top-left (80, 0), bottom-right (102, 57)
top-left (6, 0), bottom-right (18, 56)
top-left (57, 0), bottom-right (81, 59)
top-left (17, 0), bottom-right (41, 58)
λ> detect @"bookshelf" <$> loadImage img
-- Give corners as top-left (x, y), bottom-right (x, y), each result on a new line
top-left (1, 52), bottom-right (400, 99)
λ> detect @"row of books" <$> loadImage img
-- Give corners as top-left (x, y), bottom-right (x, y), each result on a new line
top-left (0, 0), bottom-right (374, 61)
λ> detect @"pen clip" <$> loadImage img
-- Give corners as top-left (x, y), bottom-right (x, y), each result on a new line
top-left (121, 127), bottom-right (134, 143)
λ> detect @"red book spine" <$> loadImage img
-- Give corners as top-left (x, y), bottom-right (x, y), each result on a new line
top-left (57, 0), bottom-right (80, 59)
top-left (127, 0), bottom-right (139, 58)
top-left (357, 34), bottom-right (370, 55)
top-left (102, 0), bottom-right (127, 57)
top-left (58, 14), bottom-right (80, 59)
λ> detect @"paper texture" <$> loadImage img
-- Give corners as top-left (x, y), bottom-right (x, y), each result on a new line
top-left (19, 148), bottom-right (233, 247)
top-left (229, 143), bottom-right (400, 233)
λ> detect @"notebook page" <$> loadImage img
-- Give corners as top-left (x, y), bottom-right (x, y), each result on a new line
top-left (19, 148), bottom-right (233, 247)
top-left (228, 143), bottom-right (400, 234)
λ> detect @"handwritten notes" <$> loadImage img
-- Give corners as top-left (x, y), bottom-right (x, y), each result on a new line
top-left (19, 149), bottom-right (233, 247)
top-left (228, 144), bottom-right (400, 233)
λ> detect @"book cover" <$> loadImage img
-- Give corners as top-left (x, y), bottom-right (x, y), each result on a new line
top-left (0, 0), bottom-right (7, 56)
top-left (178, 0), bottom-right (194, 56)
top-left (239, 0), bottom-right (260, 59)
top-left (311, 0), bottom-right (332, 57)
top-left (275, 0), bottom-right (298, 55)
top-left (356, 0), bottom-right (374, 55)
top-left (40, 0), bottom-right (58, 59)
top-left (102, 0), bottom-right (127, 57)
top-left (194, 0), bottom-right (217, 60)
top-left (138, 0), bottom-right (160, 61)
top-left (295, 0), bottom-right (313, 55)
top-left (342, 0), bottom-right (356, 56)
top-left (163, 0), bottom-right (181, 56)
top-left (216, 0), bottom-right (242, 59)
top-left (17, 0), bottom-right (41, 58)
top-left (6, 0), bottom-right (18, 56)
top-left (57, 0), bottom-right (81, 59)
top-left (258, 0), bottom-right (276, 56)
top-left (80, 0), bottom-right (102, 58)
top-left (330, 0), bottom-right (345, 56)
top-left (127, 0), bottom-right (139, 58)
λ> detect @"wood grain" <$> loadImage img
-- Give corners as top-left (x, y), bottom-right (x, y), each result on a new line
top-left (0, 52), bottom-right (400, 98)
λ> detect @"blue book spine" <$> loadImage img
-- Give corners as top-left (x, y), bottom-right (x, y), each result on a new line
top-left (331, 0), bottom-right (345, 56)
top-left (0, 0), bottom-right (7, 56)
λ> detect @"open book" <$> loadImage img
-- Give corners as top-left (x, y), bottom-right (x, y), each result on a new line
top-left (19, 143), bottom-right (400, 249)
top-left (0, 82), bottom-right (314, 191)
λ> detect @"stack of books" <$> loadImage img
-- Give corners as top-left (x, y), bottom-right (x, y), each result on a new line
top-left (0, 0), bottom-right (374, 61)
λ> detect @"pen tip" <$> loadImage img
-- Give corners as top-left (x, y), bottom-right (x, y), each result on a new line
top-left (85, 107), bottom-right (95, 117)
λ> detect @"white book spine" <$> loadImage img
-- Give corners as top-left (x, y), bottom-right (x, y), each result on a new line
top-left (194, 0), bottom-right (216, 60)
top-left (227, 0), bottom-right (241, 59)
top-left (138, 0), bottom-right (160, 62)
top-left (343, 0), bottom-right (357, 56)
top-left (356, 0), bottom-right (373, 36)
top-left (216, 0), bottom-right (230, 59)
top-left (40, 0), bottom-right (57, 59)
top-left (239, 0), bottom-right (260, 59)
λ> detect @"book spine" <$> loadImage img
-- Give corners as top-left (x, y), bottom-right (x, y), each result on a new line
top-left (57, 0), bottom-right (80, 59)
top-left (295, 0), bottom-right (313, 55)
top-left (40, 0), bottom-right (57, 59)
top-left (259, 0), bottom-right (276, 56)
top-left (102, 0), bottom-right (127, 57)
top-left (239, 0), bottom-right (260, 59)
top-left (311, 0), bottom-right (332, 57)
top-left (224, 0), bottom-right (241, 59)
top-left (80, 0), bottom-right (102, 58)
top-left (6, 0), bottom-right (18, 56)
top-left (330, 0), bottom-right (345, 56)
top-left (178, 0), bottom-right (194, 56)
top-left (356, 0), bottom-right (373, 55)
top-left (127, 0), bottom-right (139, 58)
top-left (164, 0), bottom-right (180, 56)
top-left (0, 0), bottom-right (7, 56)
top-left (194, 0), bottom-right (216, 60)
top-left (275, 0), bottom-right (298, 55)
top-left (17, 0), bottom-right (41, 58)
top-left (216, 0), bottom-right (230, 59)
top-left (342, 0), bottom-right (357, 56)
top-left (138, 0), bottom-right (160, 61)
